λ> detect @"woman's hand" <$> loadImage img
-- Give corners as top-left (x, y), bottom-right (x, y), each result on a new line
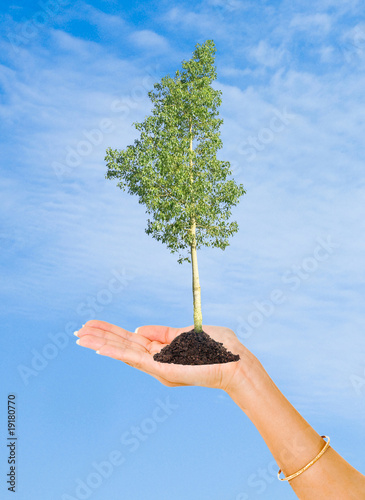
top-left (76, 320), bottom-right (365, 499)
top-left (75, 320), bottom-right (258, 394)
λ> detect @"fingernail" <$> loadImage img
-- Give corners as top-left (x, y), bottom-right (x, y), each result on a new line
top-left (76, 339), bottom-right (80, 345)
top-left (134, 327), bottom-right (139, 334)
top-left (73, 331), bottom-right (79, 337)
top-left (96, 350), bottom-right (100, 354)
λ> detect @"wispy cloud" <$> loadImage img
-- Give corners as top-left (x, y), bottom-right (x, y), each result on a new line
top-left (1, 0), bottom-right (364, 423)
top-left (129, 29), bottom-right (170, 52)
top-left (248, 40), bottom-right (288, 67)
top-left (289, 13), bottom-right (332, 33)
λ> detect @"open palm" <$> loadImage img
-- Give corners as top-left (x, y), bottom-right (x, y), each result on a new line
top-left (76, 320), bottom-right (250, 391)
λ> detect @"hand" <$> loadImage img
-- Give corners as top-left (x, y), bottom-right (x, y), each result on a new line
top-left (75, 321), bottom-right (365, 499)
top-left (76, 320), bottom-right (257, 392)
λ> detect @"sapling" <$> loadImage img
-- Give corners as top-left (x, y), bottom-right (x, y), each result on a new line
top-left (105, 39), bottom-right (245, 344)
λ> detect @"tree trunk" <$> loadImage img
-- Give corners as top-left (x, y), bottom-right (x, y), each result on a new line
top-left (191, 218), bottom-right (203, 333)
top-left (189, 117), bottom-right (203, 333)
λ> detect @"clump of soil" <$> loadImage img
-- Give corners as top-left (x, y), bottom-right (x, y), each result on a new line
top-left (153, 329), bottom-right (240, 365)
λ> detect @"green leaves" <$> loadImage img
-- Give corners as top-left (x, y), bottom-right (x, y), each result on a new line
top-left (105, 39), bottom-right (245, 264)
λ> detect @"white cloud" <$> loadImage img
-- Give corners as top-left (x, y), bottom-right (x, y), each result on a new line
top-left (341, 23), bottom-right (365, 54)
top-left (51, 29), bottom-right (102, 57)
top-left (129, 29), bottom-right (169, 52)
top-left (290, 13), bottom-right (332, 33)
top-left (219, 65), bottom-right (265, 79)
top-left (318, 45), bottom-right (336, 62)
top-left (162, 6), bottom-right (227, 36)
top-left (1, 0), bottom-right (365, 424)
top-left (80, 2), bottom-right (125, 30)
top-left (249, 40), bottom-right (287, 67)
top-left (55, 1), bottom-right (126, 36)
top-left (316, 0), bottom-right (360, 15)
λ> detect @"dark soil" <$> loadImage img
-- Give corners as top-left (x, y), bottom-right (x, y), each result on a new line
top-left (153, 329), bottom-right (240, 365)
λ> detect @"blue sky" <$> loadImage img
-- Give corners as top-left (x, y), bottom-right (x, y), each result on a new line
top-left (1, 0), bottom-right (365, 499)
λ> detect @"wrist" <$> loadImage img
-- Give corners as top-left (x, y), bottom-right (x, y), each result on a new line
top-left (225, 351), bottom-right (272, 414)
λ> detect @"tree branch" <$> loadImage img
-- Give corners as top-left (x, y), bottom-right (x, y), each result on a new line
top-left (196, 224), bottom-right (222, 230)
top-left (156, 184), bottom-right (186, 206)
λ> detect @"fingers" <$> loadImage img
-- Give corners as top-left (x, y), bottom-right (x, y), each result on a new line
top-left (78, 321), bottom-right (194, 349)
top-left (77, 333), bottom-right (148, 354)
top-left (77, 333), bottom-right (192, 386)
top-left (78, 321), bottom-right (151, 350)
top-left (76, 333), bottom-right (169, 381)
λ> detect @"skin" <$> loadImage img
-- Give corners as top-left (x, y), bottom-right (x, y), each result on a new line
top-left (76, 321), bottom-right (365, 500)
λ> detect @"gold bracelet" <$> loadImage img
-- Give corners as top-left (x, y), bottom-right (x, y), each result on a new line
top-left (278, 436), bottom-right (330, 482)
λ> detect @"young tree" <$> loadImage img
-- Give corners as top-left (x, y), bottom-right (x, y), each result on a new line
top-left (105, 40), bottom-right (245, 334)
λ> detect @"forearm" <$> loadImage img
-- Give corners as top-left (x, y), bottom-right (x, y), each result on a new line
top-left (227, 358), bottom-right (365, 499)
